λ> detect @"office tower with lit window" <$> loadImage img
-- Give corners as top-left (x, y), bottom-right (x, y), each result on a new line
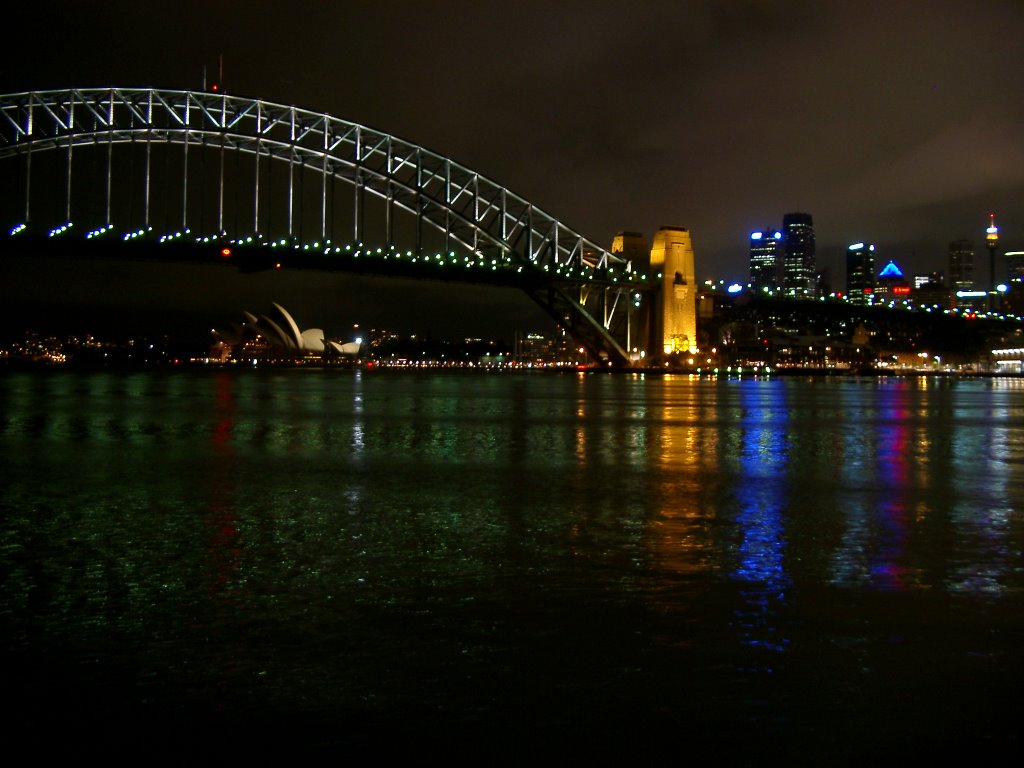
top-left (782, 212), bottom-right (816, 297)
top-left (949, 239), bottom-right (975, 308)
top-left (749, 228), bottom-right (781, 291)
top-left (846, 242), bottom-right (875, 305)
top-left (875, 260), bottom-right (910, 301)
top-left (914, 272), bottom-right (944, 289)
top-left (1005, 252), bottom-right (1024, 283)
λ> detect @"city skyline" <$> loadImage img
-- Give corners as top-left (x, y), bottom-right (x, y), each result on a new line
top-left (1, 1), bottom-right (1023, 338)
top-left (748, 212), bottom-right (1018, 299)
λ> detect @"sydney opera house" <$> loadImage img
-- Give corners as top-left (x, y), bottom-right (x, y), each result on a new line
top-left (213, 303), bottom-right (361, 359)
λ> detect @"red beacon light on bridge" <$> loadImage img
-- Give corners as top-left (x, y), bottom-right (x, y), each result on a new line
top-left (221, 247), bottom-right (232, 258)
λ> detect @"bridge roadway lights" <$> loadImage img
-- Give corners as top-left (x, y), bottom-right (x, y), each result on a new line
top-left (0, 88), bottom-right (661, 363)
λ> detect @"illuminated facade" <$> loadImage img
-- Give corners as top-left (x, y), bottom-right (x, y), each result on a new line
top-left (782, 212), bottom-right (817, 297)
top-left (845, 242), bottom-right (876, 305)
top-left (215, 303), bottom-right (360, 358)
top-left (874, 260), bottom-right (910, 300)
top-left (749, 229), bottom-right (781, 291)
top-left (650, 226), bottom-right (697, 354)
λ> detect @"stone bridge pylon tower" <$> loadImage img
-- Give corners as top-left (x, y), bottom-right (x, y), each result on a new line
top-left (650, 226), bottom-right (698, 360)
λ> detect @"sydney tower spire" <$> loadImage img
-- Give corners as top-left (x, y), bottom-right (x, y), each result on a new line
top-left (986, 213), bottom-right (999, 310)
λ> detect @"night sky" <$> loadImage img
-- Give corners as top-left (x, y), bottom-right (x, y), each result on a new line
top-left (3, 1), bottom-right (1023, 342)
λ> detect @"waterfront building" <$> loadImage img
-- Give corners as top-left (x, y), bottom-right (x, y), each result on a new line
top-left (782, 212), bottom-right (817, 298)
top-left (650, 226), bottom-right (697, 355)
top-left (845, 242), bottom-right (876, 305)
top-left (749, 228), bottom-right (781, 292)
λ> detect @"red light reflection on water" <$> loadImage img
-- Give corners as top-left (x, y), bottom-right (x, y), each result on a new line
top-left (206, 373), bottom-right (240, 601)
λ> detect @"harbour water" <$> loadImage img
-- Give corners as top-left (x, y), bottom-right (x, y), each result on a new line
top-left (1, 370), bottom-right (1022, 760)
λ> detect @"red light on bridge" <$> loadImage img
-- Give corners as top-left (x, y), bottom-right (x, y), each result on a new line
top-left (221, 247), bottom-right (231, 257)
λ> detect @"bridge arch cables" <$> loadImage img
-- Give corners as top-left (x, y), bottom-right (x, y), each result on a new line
top-left (0, 87), bottom-right (641, 365)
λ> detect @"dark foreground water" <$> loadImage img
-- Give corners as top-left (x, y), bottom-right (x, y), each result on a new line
top-left (1, 370), bottom-right (1022, 761)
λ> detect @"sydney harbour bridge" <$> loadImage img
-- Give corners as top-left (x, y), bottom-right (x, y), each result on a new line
top-left (0, 87), bottom-right (686, 367)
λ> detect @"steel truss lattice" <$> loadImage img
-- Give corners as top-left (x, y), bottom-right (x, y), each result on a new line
top-left (0, 88), bottom-right (641, 365)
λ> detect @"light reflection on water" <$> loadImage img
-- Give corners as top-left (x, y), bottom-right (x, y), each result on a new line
top-left (1, 370), bottom-right (1022, 757)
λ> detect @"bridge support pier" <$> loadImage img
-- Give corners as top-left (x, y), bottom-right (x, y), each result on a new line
top-left (649, 226), bottom-right (697, 362)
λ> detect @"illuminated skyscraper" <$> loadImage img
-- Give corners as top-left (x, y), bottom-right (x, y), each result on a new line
top-left (846, 242), bottom-right (876, 305)
top-left (749, 228), bottom-right (781, 291)
top-left (949, 239), bottom-right (975, 308)
top-left (782, 212), bottom-right (816, 297)
top-left (914, 272), bottom-right (944, 289)
top-left (875, 260), bottom-right (909, 300)
top-left (650, 226), bottom-right (697, 355)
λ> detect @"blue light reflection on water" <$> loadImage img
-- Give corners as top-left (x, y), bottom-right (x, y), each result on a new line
top-left (1, 370), bottom-right (1023, 757)
top-left (731, 380), bottom-right (791, 657)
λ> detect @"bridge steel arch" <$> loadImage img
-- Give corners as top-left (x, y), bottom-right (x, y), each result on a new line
top-left (0, 88), bottom-right (644, 365)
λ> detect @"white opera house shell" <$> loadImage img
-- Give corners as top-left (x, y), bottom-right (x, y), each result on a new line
top-left (214, 303), bottom-right (361, 357)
